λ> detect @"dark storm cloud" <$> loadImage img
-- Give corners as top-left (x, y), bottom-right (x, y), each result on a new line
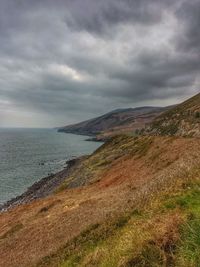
top-left (0, 0), bottom-right (199, 127)
top-left (175, 0), bottom-right (200, 54)
top-left (65, 0), bottom-right (175, 34)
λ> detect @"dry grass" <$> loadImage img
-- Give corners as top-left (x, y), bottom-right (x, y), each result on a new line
top-left (147, 93), bottom-right (200, 137)
top-left (0, 135), bottom-right (200, 267)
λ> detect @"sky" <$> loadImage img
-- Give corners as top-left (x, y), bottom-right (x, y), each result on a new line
top-left (0, 0), bottom-right (199, 128)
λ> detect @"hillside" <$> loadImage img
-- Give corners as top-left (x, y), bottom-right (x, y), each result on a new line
top-left (58, 106), bottom-right (170, 139)
top-left (146, 93), bottom-right (200, 137)
top-left (1, 93), bottom-right (200, 267)
top-left (1, 135), bottom-right (200, 267)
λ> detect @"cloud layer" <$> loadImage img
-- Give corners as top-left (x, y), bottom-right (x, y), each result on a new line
top-left (0, 0), bottom-right (199, 127)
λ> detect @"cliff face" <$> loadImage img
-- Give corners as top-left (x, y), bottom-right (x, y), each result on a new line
top-left (58, 106), bottom-right (170, 137)
top-left (146, 93), bottom-right (200, 137)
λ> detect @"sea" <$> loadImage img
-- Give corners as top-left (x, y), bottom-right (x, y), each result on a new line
top-left (0, 128), bottom-right (102, 204)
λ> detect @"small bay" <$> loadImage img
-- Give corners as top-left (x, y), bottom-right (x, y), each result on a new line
top-left (0, 128), bottom-right (101, 204)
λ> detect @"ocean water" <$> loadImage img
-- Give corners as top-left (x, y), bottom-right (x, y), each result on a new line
top-left (0, 128), bottom-right (102, 204)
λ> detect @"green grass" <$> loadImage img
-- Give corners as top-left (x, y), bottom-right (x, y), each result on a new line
top-left (40, 177), bottom-right (200, 267)
top-left (161, 182), bottom-right (200, 267)
top-left (59, 213), bottom-right (152, 267)
top-left (177, 219), bottom-right (200, 266)
top-left (36, 134), bottom-right (200, 267)
top-left (36, 214), bottom-right (135, 267)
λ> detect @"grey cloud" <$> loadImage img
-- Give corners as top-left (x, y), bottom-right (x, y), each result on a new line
top-left (0, 0), bottom-right (199, 127)
top-left (176, 0), bottom-right (200, 54)
top-left (65, 0), bottom-right (176, 35)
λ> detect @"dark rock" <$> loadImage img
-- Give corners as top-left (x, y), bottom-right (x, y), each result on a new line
top-left (0, 156), bottom-right (87, 212)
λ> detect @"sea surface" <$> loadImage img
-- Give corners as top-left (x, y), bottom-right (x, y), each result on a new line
top-left (0, 128), bottom-right (102, 204)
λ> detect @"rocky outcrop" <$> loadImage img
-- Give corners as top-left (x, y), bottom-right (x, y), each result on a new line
top-left (146, 93), bottom-right (200, 137)
top-left (0, 156), bottom-right (87, 212)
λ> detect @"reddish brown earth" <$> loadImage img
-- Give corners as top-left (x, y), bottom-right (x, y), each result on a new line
top-left (1, 136), bottom-right (200, 267)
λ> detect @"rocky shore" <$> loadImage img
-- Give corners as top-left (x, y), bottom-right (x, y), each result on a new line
top-left (0, 156), bottom-right (87, 212)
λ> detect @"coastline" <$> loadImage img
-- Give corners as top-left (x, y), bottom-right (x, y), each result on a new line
top-left (0, 156), bottom-right (87, 212)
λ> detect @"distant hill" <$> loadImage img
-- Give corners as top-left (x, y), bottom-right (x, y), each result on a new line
top-left (58, 106), bottom-right (172, 139)
top-left (1, 94), bottom-right (200, 267)
top-left (146, 93), bottom-right (200, 137)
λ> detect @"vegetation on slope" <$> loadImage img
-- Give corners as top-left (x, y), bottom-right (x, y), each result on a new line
top-left (1, 134), bottom-right (200, 267)
top-left (56, 134), bottom-right (154, 190)
top-left (37, 166), bottom-right (200, 267)
top-left (146, 93), bottom-right (200, 137)
top-left (36, 131), bottom-right (200, 267)
top-left (58, 106), bottom-right (169, 139)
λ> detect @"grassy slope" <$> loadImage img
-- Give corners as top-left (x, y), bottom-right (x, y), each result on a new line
top-left (1, 135), bottom-right (200, 267)
top-left (59, 107), bottom-right (168, 138)
top-left (37, 166), bottom-right (200, 267)
top-left (147, 93), bottom-right (200, 137)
